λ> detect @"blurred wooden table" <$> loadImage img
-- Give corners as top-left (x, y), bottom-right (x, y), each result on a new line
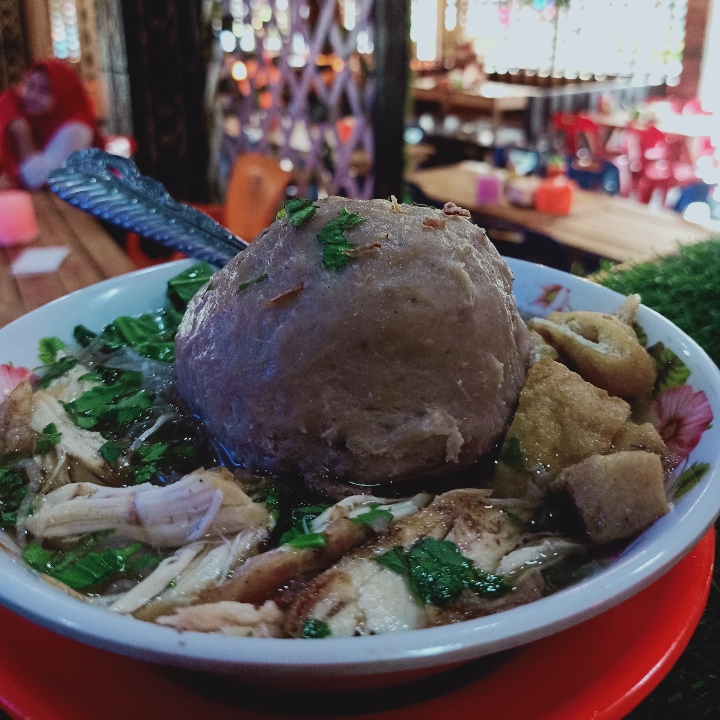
top-left (0, 192), bottom-right (135, 329)
top-left (407, 161), bottom-right (715, 262)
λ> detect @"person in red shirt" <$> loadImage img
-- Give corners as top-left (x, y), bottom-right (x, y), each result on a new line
top-left (0, 59), bottom-right (103, 189)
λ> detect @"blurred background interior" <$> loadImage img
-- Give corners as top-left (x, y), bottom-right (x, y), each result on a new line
top-left (5, 0), bottom-right (720, 264)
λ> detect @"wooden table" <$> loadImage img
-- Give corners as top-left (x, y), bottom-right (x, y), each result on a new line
top-left (0, 192), bottom-right (135, 329)
top-left (407, 161), bottom-right (715, 262)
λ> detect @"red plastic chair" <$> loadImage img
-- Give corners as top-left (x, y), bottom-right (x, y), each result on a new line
top-left (552, 113), bottom-right (604, 157)
top-left (626, 124), bottom-right (698, 204)
top-left (552, 113), bottom-right (632, 196)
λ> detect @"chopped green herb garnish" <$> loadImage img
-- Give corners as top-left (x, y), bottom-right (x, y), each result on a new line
top-left (317, 207), bottom-right (366, 271)
top-left (131, 442), bottom-right (169, 484)
top-left (504, 510), bottom-right (528, 528)
top-left (99, 440), bottom-right (125, 466)
top-left (38, 356), bottom-right (77, 389)
top-left (22, 530), bottom-right (142, 591)
top-left (0, 464), bottom-right (29, 529)
top-left (237, 273), bottom-right (268, 293)
top-left (63, 371), bottom-right (153, 431)
top-left (672, 462), bottom-right (711, 500)
top-left (38, 337), bottom-right (65, 365)
top-left (301, 619), bottom-right (331, 638)
top-left (278, 198), bottom-right (318, 226)
top-left (633, 322), bottom-right (648, 347)
top-left (499, 436), bottom-right (525, 473)
top-left (285, 531), bottom-right (328, 549)
top-left (35, 423), bottom-right (61, 454)
top-left (80, 309), bottom-right (183, 364)
top-left (73, 325), bottom-right (96, 347)
top-left (264, 489), bottom-right (281, 522)
top-left (375, 538), bottom-right (512, 606)
top-left (125, 552), bottom-right (166, 575)
top-left (349, 504), bottom-right (394, 528)
top-left (166, 262), bottom-right (215, 311)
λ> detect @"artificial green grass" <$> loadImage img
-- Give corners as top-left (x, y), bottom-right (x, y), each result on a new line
top-left (597, 239), bottom-right (720, 367)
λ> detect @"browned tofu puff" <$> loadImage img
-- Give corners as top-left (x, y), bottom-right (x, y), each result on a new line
top-left (493, 358), bottom-right (630, 500)
top-left (611, 422), bottom-right (665, 456)
top-left (550, 451), bottom-right (668, 545)
top-left (528, 311), bottom-right (656, 397)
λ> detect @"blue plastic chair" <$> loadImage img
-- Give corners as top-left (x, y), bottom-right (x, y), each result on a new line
top-left (566, 158), bottom-right (620, 194)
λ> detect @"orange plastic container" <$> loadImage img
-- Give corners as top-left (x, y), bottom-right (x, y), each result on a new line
top-left (536, 176), bottom-right (575, 214)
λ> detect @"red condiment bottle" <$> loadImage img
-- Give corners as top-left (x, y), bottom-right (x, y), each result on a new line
top-left (536, 176), bottom-right (574, 215)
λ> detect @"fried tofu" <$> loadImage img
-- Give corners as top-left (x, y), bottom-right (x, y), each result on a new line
top-left (550, 451), bottom-right (668, 545)
top-left (528, 310), bottom-right (656, 397)
top-left (493, 358), bottom-right (630, 499)
top-left (611, 422), bottom-right (665, 456)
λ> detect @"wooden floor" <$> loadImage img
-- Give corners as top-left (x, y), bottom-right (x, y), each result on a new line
top-left (0, 192), bottom-right (135, 329)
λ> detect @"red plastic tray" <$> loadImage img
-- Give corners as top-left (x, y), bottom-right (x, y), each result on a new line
top-left (0, 529), bottom-right (714, 720)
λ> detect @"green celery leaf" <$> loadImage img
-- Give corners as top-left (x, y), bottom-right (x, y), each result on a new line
top-left (0, 464), bottom-right (30, 529)
top-left (472, 568), bottom-right (513, 597)
top-left (35, 423), bottom-right (61, 454)
top-left (375, 538), bottom-right (511, 607)
top-left (131, 442), bottom-right (169, 484)
top-left (633, 322), bottom-right (648, 347)
top-left (166, 262), bottom-right (215, 311)
top-left (39, 356), bottom-right (77, 389)
top-left (499, 436), bottom-right (525, 473)
top-left (125, 552), bottom-right (166, 575)
top-left (53, 542), bottom-right (143, 590)
top-left (301, 619), bottom-right (331, 638)
top-left (136, 443), bottom-right (169, 463)
top-left (132, 464), bottom-right (157, 484)
top-left (280, 198), bottom-right (318, 227)
top-left (264, 490), bottom-right (281, 521)
top-left (22, 543), bottom-right (56, 573)
top-left (286, 532), bottom-right (327, 549)
top-left (349, 504), bottom-right (394, 527)
top-left (374, 547), bottom-right (411, 576)
top-left (38, 337), bottom-right (65, 365)
top-left (406, 538), bottom-right (476, 606)
top-left (73, 325), bottom-right (97, 347)
top-left (99, 440), bottom-right (125, 466)
top-left (93, 310), bottom-right (182, 363)
top-left (317, 207), bottom-right (365, 271)
top-left (237, 273), bottom-right (268, 293)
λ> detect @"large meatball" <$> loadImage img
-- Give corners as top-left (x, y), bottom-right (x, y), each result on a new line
top-left (175, 197), bottom-right (529, 486)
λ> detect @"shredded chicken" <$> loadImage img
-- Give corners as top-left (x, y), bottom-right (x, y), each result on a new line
top-left (156, 600), bottom-right (284, 637)
top-left (26, 468), bottom-right (271, 546)
top-left (30, 390), bottom-right (112, 485)
top-left (203, 494), bottom-right (431, 605)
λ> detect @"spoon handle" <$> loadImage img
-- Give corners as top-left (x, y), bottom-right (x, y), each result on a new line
top-left (48, 149), bottom-right (248, 267)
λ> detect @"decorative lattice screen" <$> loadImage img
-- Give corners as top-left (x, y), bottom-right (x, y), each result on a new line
top-left (218, 0), bottom-right (375, 199)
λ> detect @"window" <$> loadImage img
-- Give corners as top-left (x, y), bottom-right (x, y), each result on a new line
top-left (414, 0), bottom-right (686, 84)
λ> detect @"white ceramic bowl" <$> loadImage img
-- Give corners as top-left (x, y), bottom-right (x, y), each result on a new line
top-left (1, 258), bottom-right (719, 691)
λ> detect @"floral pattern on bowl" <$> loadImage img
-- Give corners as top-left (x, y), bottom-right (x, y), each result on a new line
top-left (517, 273), bottom-right (715, 503)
